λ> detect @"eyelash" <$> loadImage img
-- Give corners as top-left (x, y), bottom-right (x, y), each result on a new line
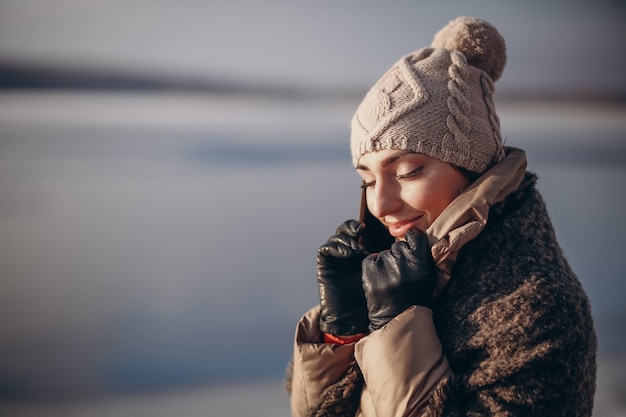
top-left (397, 167), bottom-right (422, 180)
top-left (361, 167), bottom-right (422, 189)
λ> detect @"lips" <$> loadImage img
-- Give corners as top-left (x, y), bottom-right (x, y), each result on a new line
top-left (386, 217), bottom-right (423, 238)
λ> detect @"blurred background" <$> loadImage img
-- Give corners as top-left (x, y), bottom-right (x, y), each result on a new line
top-left (0, 1), bottom-right (625, 416)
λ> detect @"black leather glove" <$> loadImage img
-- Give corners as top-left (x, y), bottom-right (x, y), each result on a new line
top-left (317, 219), bottom-right (369, 336)
top-left (361, 229), bottom-right (437, 332)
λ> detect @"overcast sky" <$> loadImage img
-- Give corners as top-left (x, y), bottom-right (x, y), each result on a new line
top-left (0, 1), bottom-right (625, 95)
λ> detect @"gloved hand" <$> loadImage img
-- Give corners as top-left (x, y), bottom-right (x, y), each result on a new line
top-left (362, 229), bottom-right (437, 332)
top-left (317, 219), bottom-right (369, 336)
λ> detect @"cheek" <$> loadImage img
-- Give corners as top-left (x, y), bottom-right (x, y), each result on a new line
top-left (431, 190), bottom-right (458, 216)
top-left (403, 182), bottom-right (457, 216)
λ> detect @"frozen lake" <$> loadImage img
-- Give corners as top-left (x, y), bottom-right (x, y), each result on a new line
top-left (0, 92), bottom-right (624, 415)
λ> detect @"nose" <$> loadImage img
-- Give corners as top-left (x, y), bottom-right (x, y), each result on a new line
top-left (368, 179), bottom-right (402, 219)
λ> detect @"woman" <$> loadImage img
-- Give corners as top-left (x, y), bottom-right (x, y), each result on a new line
top-left (287, 17), bottom-right (597, 417)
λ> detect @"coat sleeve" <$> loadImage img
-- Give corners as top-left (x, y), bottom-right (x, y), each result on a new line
top-left (290, 305), bottom-right (358, 417)
top-left (354, 305), bottom-right (452, 417)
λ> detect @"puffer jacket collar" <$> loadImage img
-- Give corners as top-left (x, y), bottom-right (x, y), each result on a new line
top-left (426, 146), bottom-right (527, 296)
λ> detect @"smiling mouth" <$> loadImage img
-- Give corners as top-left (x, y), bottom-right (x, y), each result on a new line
top-left (386, 217), bottom-right (422, 238)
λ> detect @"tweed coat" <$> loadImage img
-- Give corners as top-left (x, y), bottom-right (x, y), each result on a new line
top-left (288, 148), bottom-right (597, 416)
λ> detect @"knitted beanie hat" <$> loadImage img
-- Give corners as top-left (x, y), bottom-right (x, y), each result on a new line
top-left (350, 16), bottom-right (506, 173)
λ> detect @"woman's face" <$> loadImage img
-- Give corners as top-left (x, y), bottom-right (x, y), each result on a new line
top-left (356, 149), bottom-right (470, 240)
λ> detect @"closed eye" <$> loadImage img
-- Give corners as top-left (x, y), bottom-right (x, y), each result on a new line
top-left (396, 167), bottom-right (422, 180)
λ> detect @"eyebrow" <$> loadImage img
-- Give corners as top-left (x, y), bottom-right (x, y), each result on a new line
top-left (355, 150), bottom-right (416, 171)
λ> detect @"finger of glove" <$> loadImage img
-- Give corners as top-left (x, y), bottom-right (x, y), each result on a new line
top-left (391, 229), bottom-right (431, 265)
top-left (363, 249), bottom-right (430, 305)
top-left (390, 232), bottom-right (437, 305)
top-left (335, 219), bottom-right (365, 238)
top-left (361, 251), bottom-right (409, 331)
top-left (405, 228), bottom-right (430, 253)
top-left (318, 239), bottom-right (363, 260)
top-left (361, 251), bottom-right (402, 293)
top-left (326, 233), bottom-right (365, 253)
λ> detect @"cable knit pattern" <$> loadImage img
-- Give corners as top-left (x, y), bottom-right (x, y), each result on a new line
top-left (442, 50), bottom-right (471, 167)
top-left (350, 17), bottom-right (507, 174)
top-left (353, 55), bottom-right (428, 159)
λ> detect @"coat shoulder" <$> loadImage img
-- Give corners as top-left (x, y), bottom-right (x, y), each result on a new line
top-left (433, 171), bottom-right (597, 416)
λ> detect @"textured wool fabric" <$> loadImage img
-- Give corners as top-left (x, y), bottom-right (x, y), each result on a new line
top-left (350, 16), bottom-right (506, 173)
top-left (430, 173), bottom-right (597, 416)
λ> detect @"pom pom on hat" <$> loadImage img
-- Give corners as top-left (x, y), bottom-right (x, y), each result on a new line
top-left (431, 16), bottom-right (506, 82)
